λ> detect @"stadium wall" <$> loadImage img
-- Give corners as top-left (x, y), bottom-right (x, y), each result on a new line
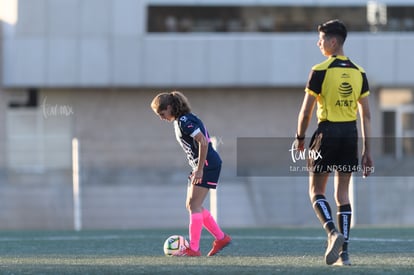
top-left (0, 2), bottom-right (8, 188)
top-left (0, 0), bottom-right (414, 229)
top-left (3, 0), bottom-right (414, 87)
top-left (2, 88), bottom-right (413, 230)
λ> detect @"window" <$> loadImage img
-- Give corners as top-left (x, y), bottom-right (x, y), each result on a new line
top-left (147, 5), bottom-right (414, 33)
top-left (8, 88), bottom-right (38, 108)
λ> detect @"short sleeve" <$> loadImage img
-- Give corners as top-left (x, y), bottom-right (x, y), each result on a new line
top-left (178, 115), bottom-right (201, 137)
top-left (306, 70), bottom-right (326, 97)
top-left (359, 72), bottom-right (370, 98)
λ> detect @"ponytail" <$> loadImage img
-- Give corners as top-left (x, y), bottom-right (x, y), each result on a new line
top-left (170, 91), bottom-right (191, 117)
top-left (150, 90), bottom-right (192, 119)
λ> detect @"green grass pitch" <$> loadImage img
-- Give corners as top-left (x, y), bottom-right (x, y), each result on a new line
top-left (0, 227), bottom-right (412, 274)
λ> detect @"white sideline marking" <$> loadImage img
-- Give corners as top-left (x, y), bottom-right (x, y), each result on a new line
top-left (0, 235), bottom-right (123, 242)
top-left (0, 234), bottom-right (412, 243)
top-left (231, 235), bottom-right (414, 243)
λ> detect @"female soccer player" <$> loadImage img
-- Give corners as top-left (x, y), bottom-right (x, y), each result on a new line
top-left (295, 20), bottom-right (373, 266)
top-left (151, 91), bottom-right (231, 257)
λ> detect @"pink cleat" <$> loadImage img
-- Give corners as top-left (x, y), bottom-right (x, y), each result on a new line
top-left (207, 234), bottom-right (232, 256)
top-left (181, 247), bottom-right (201, 257)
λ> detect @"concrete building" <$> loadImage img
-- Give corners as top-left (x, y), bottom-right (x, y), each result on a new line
top-left (0, 0), bottom-right (413, 229)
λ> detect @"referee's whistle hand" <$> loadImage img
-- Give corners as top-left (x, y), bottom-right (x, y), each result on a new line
top-left (293, 139), bottom-right (305, 151)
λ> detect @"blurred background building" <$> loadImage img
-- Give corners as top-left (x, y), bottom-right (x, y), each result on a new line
top-left (0, 0), bottom-right (413, 229)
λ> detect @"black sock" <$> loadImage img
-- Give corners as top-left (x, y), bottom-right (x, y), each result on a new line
top-left (337, 204), bottom-right (352, 252)
top-left (312, 195), bottom-right (336, 235)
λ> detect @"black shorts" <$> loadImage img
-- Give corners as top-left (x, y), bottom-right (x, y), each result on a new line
top-left (308, 121), bottom-right (358, 173)
top-left (188, 165), bottom-right (221, 189)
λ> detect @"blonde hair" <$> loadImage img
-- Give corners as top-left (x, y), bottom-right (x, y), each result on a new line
top-left (151, 91), bottom-right (192, 118)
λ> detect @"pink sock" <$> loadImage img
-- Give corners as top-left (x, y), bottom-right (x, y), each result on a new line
top-left (189, 213), bottom-right (203, 251)
top-left (202, 209), bottom-right (225, 240)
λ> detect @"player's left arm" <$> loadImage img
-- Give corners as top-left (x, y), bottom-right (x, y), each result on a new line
top-left (358, 96), bottom-right (373, 177)
top-left (191, 131), bottom-right (208, 184)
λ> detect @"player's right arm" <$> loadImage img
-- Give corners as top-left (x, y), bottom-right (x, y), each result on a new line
top-left (296, 92), bottom-right (316, 150)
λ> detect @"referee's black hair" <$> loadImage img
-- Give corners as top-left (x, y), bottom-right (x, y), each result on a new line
top-left (318, 19), bottom-right (347, 44)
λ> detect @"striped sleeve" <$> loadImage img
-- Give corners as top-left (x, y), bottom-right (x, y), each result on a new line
top-left (359, 72), bottom-right (370, 98)
top-left (305, 70), bottom-right (326, 97)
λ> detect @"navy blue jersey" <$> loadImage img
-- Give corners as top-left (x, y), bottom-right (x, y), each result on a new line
top-left (174, 113), bottom-right (222, 170)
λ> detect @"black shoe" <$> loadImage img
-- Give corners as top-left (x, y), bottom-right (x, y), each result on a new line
top-left (325, 231), bottom-right (345, 265)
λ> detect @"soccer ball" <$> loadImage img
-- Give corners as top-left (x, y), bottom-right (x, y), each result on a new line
top-left (163, 235), bottom-right (189, 256)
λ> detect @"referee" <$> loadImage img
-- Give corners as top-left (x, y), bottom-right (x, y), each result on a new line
top-left (294, 19), bottom-right (373, 266)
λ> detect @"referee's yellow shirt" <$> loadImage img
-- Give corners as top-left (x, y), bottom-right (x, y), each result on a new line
top-left (305, 55), bottom-right (370, 123)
